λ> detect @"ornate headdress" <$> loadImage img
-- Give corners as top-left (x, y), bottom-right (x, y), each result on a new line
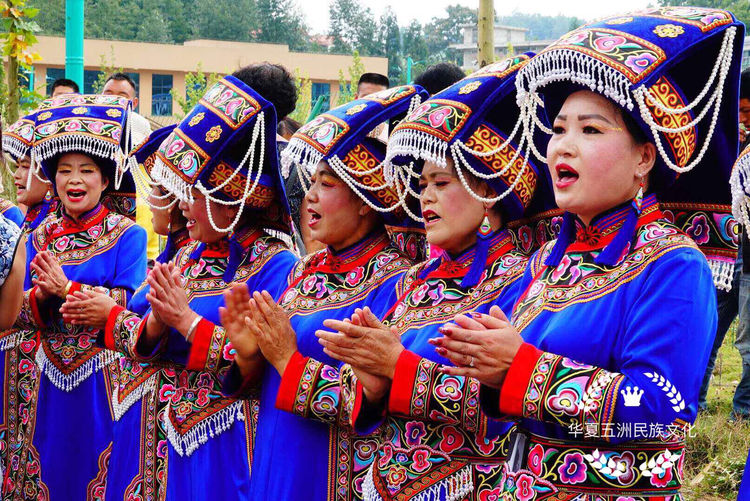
top-left (281, 85), bottom-right (430, 260)
top-left (32, 94), bottom-right (137, 219)
top-left (515, 8), bottom-right (744, 290)
top-left (3, 112), bottom-right (53, 191)
top-left (385, 54), bottom-right (557, 285)
top-left (147, 76), bottom-right (291, 238)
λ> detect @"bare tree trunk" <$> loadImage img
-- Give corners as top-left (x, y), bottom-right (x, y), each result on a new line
top-left (478, 0), bottom-right (495, 68)
top-left (7, 57), bottom-right (19, 125)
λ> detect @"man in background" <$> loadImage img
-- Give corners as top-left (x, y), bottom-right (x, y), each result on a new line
top-left (101, 73), bottom-right (160, 263)
top-left (354, 73), bottom-right (388, 98)
top-left (50, 78), bottom-right (79, 97)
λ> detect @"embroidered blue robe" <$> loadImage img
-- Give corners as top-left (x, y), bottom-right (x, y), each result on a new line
top-left (13, 203), bottom-right (146, 499)
top-left (106, 228), bottom-right (297, 500)
top-left (353, 229), bottom-right (526, 501)
top-left (223, 230), bottom-right (413, 500)
top-left (480, 196), bottom-right (717, 499)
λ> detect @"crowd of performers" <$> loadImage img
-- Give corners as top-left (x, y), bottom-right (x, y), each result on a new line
top-left (0, 7), bottom-right (748, 500)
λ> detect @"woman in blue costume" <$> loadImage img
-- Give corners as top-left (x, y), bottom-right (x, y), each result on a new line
top-left (0, 112), bottom-right (59, 497)
top-left (219, 85), bottom-right (429, 500)
top-left (430, 8), bottom-right (744, 499)
top-left (90, 70), bottom-right (299, 500)
top-left (0, 201), bottom-right (22, 229)
top-left (13, 94), bottom-right (147, 499)
top-left (57, 124), bottom-right (190, 501)
top-left (314, 55), bottom-right (557, 500)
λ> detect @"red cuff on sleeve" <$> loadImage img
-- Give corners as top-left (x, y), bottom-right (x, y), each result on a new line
top-left (103, 305), bottom-right (127, 350)
top-left (67, 281), bottom-right (82, 296)
top-left (275, 351), bottom-right (308, 412)
top-left (388, 350), bottom-right (422, 416)
top-left (499, 342), bottom-right (544, 416)
top-left (29, 286), bottom-right (46, 327)
top-left (186, 318), bottom-right (216, 370)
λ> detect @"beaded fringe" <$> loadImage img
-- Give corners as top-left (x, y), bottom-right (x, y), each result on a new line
top-left (35, 135), bottom-right (128, 187)
top-left (280, 138), bottom-right (324, 179)
top-left (709, 258), bottom-right (735, 292)
top-left (515, 48), bottom-right (635, 110)
top-left (162, 399), bottom-right (245, 457)
top-left (1, 136), bottom-right (29, 161)
top-left (35, 346), bottom-right (121, 392)
top-left (111, 372), bottom-right (157, 421)
top-left (385, 129), bottom-right (450, 169)
top-left (0, 331), bottom-right (23, 352)
top-left (362, 463), bottom-right (473, 501)
top-left (152, 157), bottom-right (193, 203)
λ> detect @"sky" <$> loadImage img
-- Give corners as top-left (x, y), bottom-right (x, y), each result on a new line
top-left (299, 0), bottom-right (654, 34)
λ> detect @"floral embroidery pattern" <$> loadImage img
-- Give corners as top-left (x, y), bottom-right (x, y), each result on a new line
top-left (653, 24), bottom-right (685, 37)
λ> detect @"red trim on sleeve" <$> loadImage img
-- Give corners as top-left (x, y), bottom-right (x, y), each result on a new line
top-left (67, 281), bottom-right (82, 296)
top-left (499, 342), bottom-right (544, 416)
top-left (275, 351), bottom-right (308, 412)
top-left (186, 318), bottom-right (216, 370)
top-left (103, 305), bottom-right (126, 350)
top-left (388, 350), bottom-right (422, 416)
top-left (29, 286), bottom-right (46, 327)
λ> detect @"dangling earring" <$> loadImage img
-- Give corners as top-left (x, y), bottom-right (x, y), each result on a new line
top-left (633, 175), bottom-right (645, 214)
top-left (478, 206), bottom-right (492, 237)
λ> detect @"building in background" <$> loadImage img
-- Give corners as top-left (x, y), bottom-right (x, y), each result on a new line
top-left (30, 36), bottom-right (388, 123)
top-left (451, 24), bottom-right (552, 70)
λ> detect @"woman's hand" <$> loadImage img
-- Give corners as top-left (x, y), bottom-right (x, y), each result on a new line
top-left (219, 284), bottom-right (262, 377)
top-left (240, 291), bottom-right (297, 376)
top-left (316, 306), bottom-right (404, 381)
top-left (30, 251), bottom-right (68, 300)
top-left (429, 305), bottom-right (523, 389)
top-left (59, 290), bottom-right (117, 329)
top-left (146, 262), bottom-right (197, 338)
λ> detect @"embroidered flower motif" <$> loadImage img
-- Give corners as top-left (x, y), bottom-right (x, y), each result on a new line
top-left (189, 112), bottom-right (205, 126)
top-left (87, 121), bottom-right (105, 134)
top-left (53, 236), bottom-right (71, 252)
top-left (428, 107), bottom-right (452, 128)
top-left (165, 137), bottom-right (186, 158)
top-left (427, 282), bottom-right (445, 304)
top-left (106, 108), bottom-right (122, 118)
top-left (411, 283), bottom-right (430, 304)
top-left (71, 106), bottom-right (89, 115)
top-left (514, 473), bottom-right (536, 501)
top-left (558, 452), bottom-right (588, 484)
top-left (700, 13), bottom-right (726, 26)
top-left (311, 392), bottom-right (337, 416)
top-left (65, 120), bottom-right (83, 132)
top-left (37, 111), bottom-right (52, 121)
top-left (585, 449), bottom-right (636, 485)
top-left (685, 213), bottom-right (711, 245)
top-left (606, 17), bottom-right (633, 25)
top-left (404, 421), bottom-right (427, 446)
top-left (177, 150), bottom-right (198, 176)
top-left (624, 53), bottom-right (658, 75)
top-left (459, 81), bottom-right (482, 95)
top-left (564, 30), bottom-right (589, 45)
top-left (640, 449), bottom-right (679, 488)
top-left (346, 103), bottom-right (367, 115)
top-left (478, 487), bottom-right (502, 501)
top-left (592, 34), bottom-right (627, 53)
top-left (205, 125), bottom-right (223, 143)
top-left (435, 376), bottom-right (463, 401)
top-left (518, 225), bottom-right (533, 253)
top-left (344, 266), bottom-right (365, 287)
top-left (547, 387), bottom-right (581, 416)
top-left (385, 465), bottom-right (408, 490)
top-left (527, 444), bottom-right (546, 476)
top-left (653, 24), bottom-right (685, 38)
top-left (438, 425), bottom-right (465, 454)
top-left (407, 102), bottom-right (431, 121)
top-left (411, 449), bottom-right (432, 473)
top-left (354, 439), bottom-right (377, 461)
top-left (312, 122), bottom-right (336, 146)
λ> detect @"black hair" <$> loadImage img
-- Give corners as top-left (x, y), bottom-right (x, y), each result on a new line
top-left (105, 73), bottom-right (137, 94)
top-left (358, 73), bottom-right (389, 88)
top-left (51, 78), bottom-right (80, 94)
top-left (232, 63), bottom-right (297, 120)
top-left (741, 67), bottom-right (750, 101)
top-left (277, 117), bottom-right (302, 138)
top-left (413, 63), bottom-right (466, 95)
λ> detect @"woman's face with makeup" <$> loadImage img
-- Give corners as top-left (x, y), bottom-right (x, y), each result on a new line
top-left (546, 90), bottom-right (655, 223)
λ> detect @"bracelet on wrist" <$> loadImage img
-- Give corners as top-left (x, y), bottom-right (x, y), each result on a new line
top-left (185, 315), bottom-right (203, 343)
top-left (62, 280), bottom-right (73, 297)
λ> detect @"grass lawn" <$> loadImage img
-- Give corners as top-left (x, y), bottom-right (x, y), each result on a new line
top-left (683, 320), bottom-right (748, 499)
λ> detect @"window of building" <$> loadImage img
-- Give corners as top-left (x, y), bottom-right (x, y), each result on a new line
top-left (152, 74), bottom-right (173, 116)
top-left (312, 82), bottom-right (330, 114)
top-left (45, 67), bottom-right (65, 95)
